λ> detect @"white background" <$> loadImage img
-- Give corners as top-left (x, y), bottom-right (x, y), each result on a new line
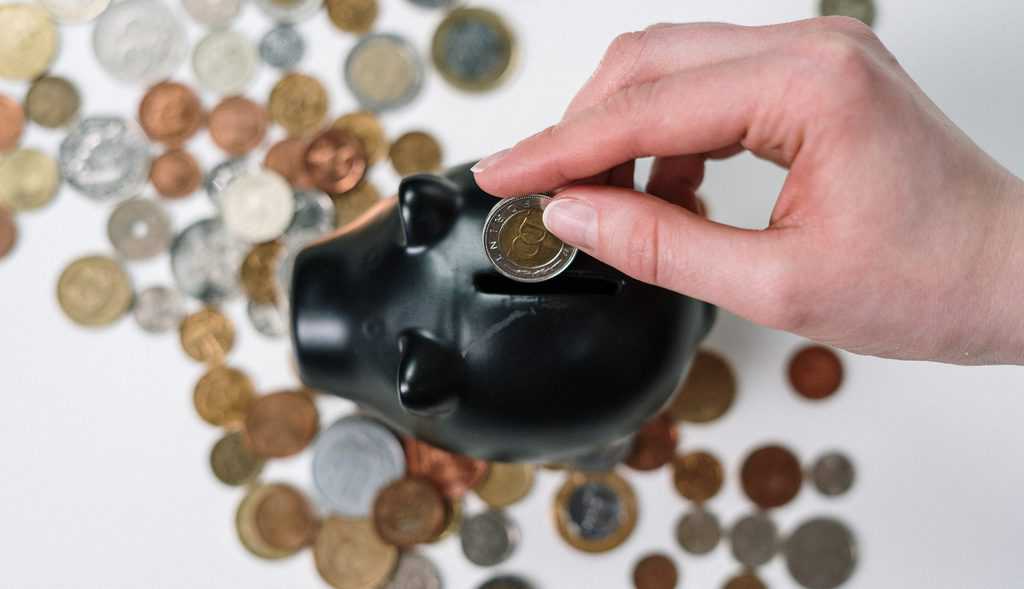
top-left (2, 1), bottom-right (1023, 588)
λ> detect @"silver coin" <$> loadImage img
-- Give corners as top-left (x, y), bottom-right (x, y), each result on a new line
top-left (205, 158), bottom-right (250, 208)
top-left (60, 117), bottom-right (152, 202)
top-left (483, 194), bottom-right (577, 283)
top-left (40, 0), bottom-right (111, 23)
top-left (133, 285), bottom-right (185, 333)
top-left (383, 552), bottom-right (443, 589)
top-left (730, 512), bottom-right (779, 568)
top-left (460, 510), bottom-right (519, 567)
top-left (567, 481), bottom-right (622, 541)
top-left (820, 0), bottom-right (876, 26)
top-left (476, 576), bottom-right (535, 589)
top-left (675, 507), bottom-right (722, 555)
top-left (247, 301), bottom-right (288, 339)
top-left (562, 435), bottom-right (633, 472)
top-left (182, 0), bottom-right (240, 27)
top-left (107, 198), bottom-right (172, 260)
top-left (193, 30), bottom-right (258, 95)
top-left (289, 190), bottom-right (336, 236)
top-left (92, 0), bottom-right (187, 83)
top-left (406, 0), bottom-right (457, 8)
top-left (785, 517), bottom-right (858, 589)
top-left (811, 451), bottom-right (855, 497)
top-left (253, 0), bottom-right (321, 23)
top-left (344, 33), bottom-right (425, 112)
top-left (312, 415), bottom-right (405, 517)
top-left (170, 217), bottom-right (247, 303)
top-left (221, 170), bottom-right (295, 243)
top-left (259, 25), bottom-right (305, 70)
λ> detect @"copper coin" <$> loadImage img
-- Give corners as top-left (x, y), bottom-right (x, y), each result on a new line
top-left (244, 390), bottom-right (320, 458)
top-left (669, 350), bottom-right (736, 423)
top-left (138, 81), bottom-right (203, 146)
top-left (264, 138), bottom-right (315, 190)
top-left (740, 445), bottom-right (803, 509)
top-left (672, 450), bottom-right (724, 503)
top-left (193, 365), bottom-right (255, 428)
top-left (625, 413), bottom-right (679, 471)
top-left (304, 128), bottom-right (366, 194)
top-left (333, 111), bottom-right (387, 165)
top-left (0, 94), bottom-right (25, 152)
top-left (632, 553), bottom-right (678, 589)
top-left (373, 477), bottom-right (447, 547)
top-left (254, 483), bottom-right (317, 552)
top-left (723, 573), bottom-right (768, 589)
top-left (241, 241), bottom-right (284, 305)
top-left (789, 345), bottom-right (843, 400)
top-left (0, 206), bottom-right (16, 259)
top-left (150, 149), bottom-right (202, 199)
top-left (209, 96), bottom-right (268, 156)
top-left (403, 436), bottom-right (488, 499)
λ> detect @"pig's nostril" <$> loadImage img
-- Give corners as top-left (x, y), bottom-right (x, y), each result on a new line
top-left (473, 272), bottom-right (621, 296)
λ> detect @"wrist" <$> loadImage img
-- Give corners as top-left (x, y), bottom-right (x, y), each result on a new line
top-left (979, 173), bottom-right (1024, 365)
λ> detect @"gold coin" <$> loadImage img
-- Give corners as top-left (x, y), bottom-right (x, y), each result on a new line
top-left (672, 450), bottom-right (724, 503)
top-left (723, 572), bottom-right (768, 589)
top-left (240, 241), bottom-right (284, 305)
top-left (332, 180), bottom-right (380, 227)
top-left (389, 131), bottom-right (442, 176)
top-left (474, 462), bottom-right (535, 508)
top-left (236, 483), bottom-right (317, 559)
top-left (0, 5), bottom-right (58, 81)
top-left (432, 7), bottom-right (515, 93)
top-left (314, 516), bottom-right (398, 589)
top-left (433, 496), bottom-right (462, 543)
top-left (553, 471), bottom-right (638, 553)
top-left (210, 430), bottom-right (264, 486)
top-left (668, 349), bottom-right (736, 423)
top-left (179, 307), bottom-right (236, 364)
top-left (56, 255), bottom-right (133, 327)
top-left (326, 0), bottom-right (377, 34)
top-left (332, 111), bottom-right (387, 165)
top-left (25, 76), bottom-right (80, 128)
top-left (498, 206), bottom-right (563, 268)
top-left (0, 148), bottom-right (61, 211)
top-left (193, 365), bottom-right (255, 428)
top-left (269, 73), bottom-right (329, 137)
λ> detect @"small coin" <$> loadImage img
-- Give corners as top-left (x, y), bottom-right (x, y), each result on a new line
top-left (632, 553), bottom-right (679, 589)
top-left (180, 307), bottom-right (236, 364)
top-left (244, 390), bottom-right (319, 458)
top-left (138, 82), bottom-right (203, 147)
top-left (0, 5), bottom-right (58, 81)
top-left (151, 149), bottom-right (202, 199)
top-left (260, 25), bottom-right (305, 70)
top-left (460, 509), bottom-right (519, 566)
top-left (373, 477), bottom-right (447, 547)
top-left (675, 508), bottom-right (721, 555)
top-left (669, 349), bottom-right (737, 423)
top-left (333, 111), bottom-right (387, 166)
top-left (107, 197), bottom-right (172, 260)
top-left (0, 149), bottom-right (61, 211)
top-left (672, 450), bottom-right (724, 503)
top-left (740, 445), bottom-right (803, 509)
top-left (784, 517), bottom-right (857, 589)
top-left (242, 241), bottom-right (285, 305)
top-left (432, 8), bottom-right (515, 92)
top-left (383, 552), bottom-right (442, 589)
top-left (210, 430), bottom-right (264, 486)
top-left (237, 483), bottom-right (316, 559)
top-left (221, 170), bottom-right (295, 243)
top-left (730, 512), bottom-right (778, 568)
top-left (313, 416), bottom-right (406, 517)
top-left (820, 0), bottom-right (876, 26)
top-left (483, 194), bottom-right (577, 283)
top-left (404, 436), bottom-right (488, 499)
top-left (304, 128), bottom-right (367, 194)
top-left (193, 30), bottom-right (259, 96)
top-left (789, 345), bottom-right (843, 400)
top-left (92, 0), bottom-right (187, 83)
top-left (132, 285), bottom-right (185, 333)
top-left (314, 516), bottom-right (398, 589)
top-left (248, 301), bottom-right (288, 338)
top-left (327, 0), bottom-right (377, 33)
top-left (345, 33), bottom-right (424, 112)
top-left (389, 131), bottom-right (442, 176)
top-left (205, 158), bottom-right (251, 207)
top-left (60, 117), bottom-right (152, 202)
top-left (333, 180), bottom-right (380, 227)
top-left (0, 95), bottom-right (25, 152)
top-left (209, 96), bottom-right (268, 156)
top-left (810, 451), bottom-right (855, 497)
top-left (0, 207), bottom-right (17, 259)
top-left (183, 0), bottom-right (241, 27)
top-left (193, 364), bottom-right (254, 427)
top-left (170, 217), bottom-right (247, 303)
top-left (39, 0), bottom-right (111, 23)
top-left (625, 413), bottom-right (679, 471)
top-left (290, 190), bottom-right (337, 236)
top-left (477, 576), bottom-right (535, 589)
top-left (269, 73), bottom-right (328, 137)
top-left (563, 435), bottom-right (634, 472)
top-left (265, 139), bottom-right (315, 190)
top-left (25, 76), bottom-right (80, 129)
top-left (554, 471), bottom-right (637, 553)
top-left (255, 0), bottom-right (323, 23)
top-left (723, 572), bottom-right (768, 589)
top-left (474, 462), bottom-right (535, 508)
top-left (56, 255), bottom-right (133, 327)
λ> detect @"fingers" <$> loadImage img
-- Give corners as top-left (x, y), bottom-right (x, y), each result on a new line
top-left (646, 155), bottom-right (705, 211)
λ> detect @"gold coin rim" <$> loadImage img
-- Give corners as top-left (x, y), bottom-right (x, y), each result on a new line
top-left (553, 471), bottom-right (638, 553)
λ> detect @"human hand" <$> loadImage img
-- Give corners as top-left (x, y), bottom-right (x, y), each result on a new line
top-left (472, 17), bottom-right (1024, 365)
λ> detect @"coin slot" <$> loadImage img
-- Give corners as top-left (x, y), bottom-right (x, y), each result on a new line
top-left (473, 272), bottom-right (621, 296)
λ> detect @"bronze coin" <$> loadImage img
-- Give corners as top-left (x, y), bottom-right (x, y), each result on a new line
top-left (0, 206), bottom-right (16, 259)
top-left (0, 94), bottom-right (25, 152)
top-left (403, 436), bottom-right (488, 499)
top-left (633, 553), bottom-right (679, 589)
top-left (179, 307), bottom-right (235, 364)
top-left (389, 130), bottom-right (442, 176)
top-left (314, 516), bottom-right (398, 589)
top-left (241, 241), bottom-right (284, 305)
top-left (373, 477), bottom-right (447, 547)
top-left (25, 76), bottom-right (80, 128)
top-left (789, 345), bottom-right (843, 400)
top-left (332, 111), bottom-right (387, 165)
top-left (150, 149), bottom-right (202, 199)
top-left (268, 73), bottom-right (329, 137)
top-left (209, 96), bottom-right (268, 156)
top-left (304, 128), bottom-right (367, 194)
top-left (254, 483), bottom-right (318, 552)
top-left (625, 414), bottom-right (679, 471)
top-left (672, 450), bottom-right (724, 503)
top-left (722, 572), bottom-right (768, 589)
top-left (474, 463), bottom-right (535, 508)
top-left (244, 390), bottom-right (320, 458)
top-left (668, 349), bottom-right (736, 423)
top-left (740, 445), bottom-right (803, 509)
top-left (326, 0), bottom-right (377, 34)
top-left (138, 81), bottom-right (204, 146)
top-left (264, 138), bottom-right (315, 190)
top-left (332, 180), bottom-right (380, 227)
top-left (497, 206), bottom-right (564, 269)
top-left (193, 365), bottom-right (255, 428)
top-left (210, 430), bottom-right (264, 485)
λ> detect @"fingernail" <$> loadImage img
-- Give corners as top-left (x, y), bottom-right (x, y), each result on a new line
top-left (471, 148), bottom-right (511, 173)
top-left (543, 198), bottom-right (597, 250)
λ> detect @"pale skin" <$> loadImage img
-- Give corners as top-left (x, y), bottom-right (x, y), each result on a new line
top-left (472, 17), bottom-right (1024, 366)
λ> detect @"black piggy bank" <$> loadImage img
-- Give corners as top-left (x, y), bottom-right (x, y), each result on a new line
top-left (290, 163), bottom-right (715, 462)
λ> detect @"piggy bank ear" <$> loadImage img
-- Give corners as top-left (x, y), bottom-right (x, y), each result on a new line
top-left (397, 329), bottom-right (464, 417)
top-left (399, 174), bottom-right (461, 248)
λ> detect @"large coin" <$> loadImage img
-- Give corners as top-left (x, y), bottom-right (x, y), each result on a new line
top-left (59, 117), bottom-right (151, 202)
top-left (138, 81), bottom-right (204, 147)
top-left (57, 255), bottom-right (133, 327)
top-left (221, 170), bottom-right (296, 243)
top-left (383, 552), bottom-right (442, 589)
top-left (170, 217), bottom-right (247, 303)
top-left (193, 364), bottom-right (253, 427)
top-left (259, 25), bottom-right (305, 70)
top-left (107, 198), bottom-right (172, 260)
top-left (460, 509), bottom-right (519, 566)
top-left (210, 430), bottom-right (264, 486)
top-left (675, 507), bottom-right (721, 555)
top-left (389, 131), bottom-right (442, 176)
top-left (432, 8), bottom-right (514, 92)
top-left (820, 0), bottom-right (876, 26)
top-left (193, 30), bottom-right (258, 96)
top-left (740, 445), bottom-right (803, 509)
top-left (625, 413), bottom-right (678, 471)
top-left (0, 149), bottom-right (61, 211)
top-left (39, 0), bottom-right (111, 24)
top-left (315, 516), bottom-right (397, 589)
top-left (483, 194), bottom-right (577, 283)
top-left (344, 33), bottom-right (424, 112)
top-left (784, 517), bottom-right (858, 589)
top-left (0, 5), bottom-right (58, 81)
top-left (132, 285), bottom-right (184, 334)
top-left (672, 450), bottom-right (724, 503)
top-left (244, 390), bottom-right (319, 458)
top-left (474, 463), bottom-right (535, 508)
top-left (632, 553), bottom-right (678, 589)
top-left (237, 483), bottom-right (317, 559)
top-left (668, 349), bottom-right (737, 423)
top-left (729, 512), bottom-right (778, 568)
top-left (25, 76), bottom-right (81, 129)
top-left (554, 471), bottom-right (637, 553)
top-left (373, 477), bottom-right (448, 547)
top-left (404, 436), bottom-right (488, 499)
top-left (179, 307), bottom-right (235, 364)
top-left (182, 0), bottom-right (241, 27)
top-left (810, 451), bottom-right (855, 497)
top-left (313, 416), bottom-right (406, 517)
top-left (789, 345), bottom-right (843, 400)
top-left (92, 0), bottom-right (187, 83)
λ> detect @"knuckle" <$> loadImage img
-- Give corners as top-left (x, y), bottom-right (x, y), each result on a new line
top-left (793, 31), bottom-right (877, 93)
top-left (819, 14), bottom-right (878, 40)
top-left (615, 215), bottom-right (662, 284)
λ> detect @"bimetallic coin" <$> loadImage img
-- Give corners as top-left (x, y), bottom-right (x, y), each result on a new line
top-left (209, 97), bottom-right (268, 156)
top-left (237, 483), bottom-right (317, 559)
top-left (784, 517), bottom-right (857, 589)
top-left (404, 437), bottom-right (488, 499)
top-left (669, 349), bottom-right (737, 423)
top-left (383, 552), bottom-right (442, 589)
top-left (0, 208), bottom-right (17, 259)
top-left (373, 477), bottom-right (448, 547)
top-left (554, 471), bottom-right (637, 553)
top-left (205, 158), bottom-right (250, 207)
top-left (474, 462), bottom-right (535, 508)
top-left (333, 111), bottom-right (387, 166)
top-left (60, 117), bottom-right (151, 202)
top-left (170, 217), bottom-right (247, 303)
top-left (820, 0), bottom-right (876, 26)
top-left (221, 170), bottom-right (296, 243)
top-left (25, 76), bottom-right (80, 129)
top-left (313, 416), bottom-right (406, 517)
top-left (107, 198), bottom-right (172, 260)
top-left (138, 82), bottom-right (204, 147)
top-left (210, 430), bottom-right (264, 486)
top-left (676, 508), bottom-right (722, 556)
top-left (327, 0), bottom-right (377, 34)
top-left (477, 576), bottom-right (535, 589)
top-left (741, 445), bottom-right (803, 509)
top-left (132, 285), bottom-right (184, 333)
top-left (0, 95), bottom-right (25, 151)
top-left (333, 180), bottom-right (380, 227)
top-left (290, 190), bottom-right (337, 236)
top-left (672, 450), bottom-right (724, 503)
top-left (259, 25), bottom-right (305, 70)
top-left (389, 131), bottom-right (442, 176)
top-left (432, 8), bottom-right (515, 92)
top-left (483, 194), bottom-right (577, 283)
top-left (730, 512), bottom-right (778, 568)
top-left (265, 139), bottom-right (315, 190)
top-left (57, 255), bottom-right (133, 327)
top-left (179, 307), bottom-right (236, 364)
top-left (632, 553), bottom-right (679, 589)
top-left (193, 31), bottom-right (259, 95)
top-left (151, 150), bottom-right (202, 199)
top-left (460, 509), bottom-right (519, 566)
top-left (811, 451), bottom-right (855, 497)
top-left (92, 0), bottom-right (187, 84)
top-left (248, 301), bottom-right (288, 338)
top-left (0, 5), bottom-right (58, 81)
top-left (182, 0), bottom-right (241, 27)
top-left (789, 345), bottom-right (844, 400)
top-left (244, 390), bottom-right (319, 458)
top-left (254, 0), bottom-right (322, 23)
top-left (269, 73), bottom-right (329, 136)
top-left (242, 241), bottom-right (285, 305)
top-left (314, 516), bottom-right (398, 589)
top-left (40, 0), bottom-right (111, 24)
top-left (345, 33), bottom-right (424, 112)
top-left (625, 413), bottom-right (679, 471)
top-left (0, 149), bottom-right (61, 211)
top-left (304, 129), bottom-right (367, 194)
top-left (723, 573), bottom-right (768, 589)
top-left (193, 364), bottom-right (253, 427)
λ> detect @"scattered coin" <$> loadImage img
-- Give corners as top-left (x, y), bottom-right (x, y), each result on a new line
top-left (563, 435), bottom-right (634, 472)
top-left (107, 198), bottom-right (173, 260)
top-left (460, 509), bottom-right (519, 566)
top-left (820, 0), bottom-right (876, 26)
top-left (435, 496), bottom-right (462, 543)
top-left (193, 364), bottom-right (254, 427)
top-left (151, 150), bottom-right (202, 199)
top-left (313, 416), bottom-right (406, 517)
top-left (221, 170), bottom-right (296, 243)
top-left (811, 451), bottom-right (856, 497)
top-left (554, 471), bottom-right (637, 553)
top-left (0, 4), bottom-right (58, 81)
top-left (672, 450), bottom-right (724, 503)
top-left (193, 30), bottom-right (259, 96)
top-left (56, 255), bottom-right (133, 327)
top-left (332, 180), bottom-right (380, 227)
top-left (60, 117), bottom-right (152, 202)
top-left (290, 190), bottom-right (337, 236)
top-left (259, 25), bottom-right (305, 70)
top-left (784, 517), bottom-right (857, 589)
top-left (205, 158), bottom-right (251, 207)
top-left (675, 507), bottom-right (722, 555)
top-left (389, 131), bottom-right (442, 176)
top-left (669, 349), bottom-right (737, 423)
top-left (404, 436), bottom-right (488, 499)
top-left (474, 462), bottom-right (535, 508)
top-left (39, 0), bottom-right (111, 24)
top-left (722, 572), bottom-right (768, 589)
top-left (209, 97), bottom-right (269, 156)
top-left (345, 33), bottom-right (425, 112)
top-left (265, 139), bottom-right (315, 190)
top-left (373, 477), bottom-right (448, 547)
top-left (383, 552), bottom-right (442, 589)
top-left (432, 8), bottom-right (515, 92)
top-left (333, 111), bottom-right (388, 166)
top-left (237, 483), bottom-right (316, 559)
top-left (0, 207), bottom-right (17, 259)
top-left (304, 128), bottom-right (367, 194)
top-left (132, 285), bottom-right (185, 334)
top-left (182, 0), bottom-right (241, 28)
top-left (269, 73), bottom-right (329, 136)
top-left (248, 301), bottom-right (289, 338)
top-left (626, 413), bottom-right (679, 471)
top-left (170, 217), bottom-right (247, 303)
top-left (477, 576), bottom-right (535, 589)
top-left (210, 430), bottom-right (265, 486)
top-left (0, 95), bottom-right (24, 152)
top-left (244, 390), bottom-right (319, 458)
top-left (789, 345), bottom-right (844, 400)
top-left (314, 516), bottom-right (398, 589)
top-left (729, 512), bottom-right (779, 568)
top-left (632, 553), bottom-right (679, 589)
top-left (138, 81), bottom-right (204, 147)
top-left (92, 0), bottom-right (187, 83)
top-left (740, 445), bottom-right (803, 509)
top-left (482, 194), bottom-right (577, 283)
top-left (327, 0), bottom-right (377, 33)
top-left (25, 76), bottom-right (81, 129)
top-left (0, 149), bottom-right (61, 211)
top-left (242, 241), bottom-right (285, 305)
top-left (179, 307), bottom-right (236, 364)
